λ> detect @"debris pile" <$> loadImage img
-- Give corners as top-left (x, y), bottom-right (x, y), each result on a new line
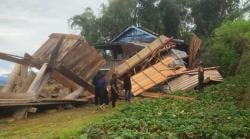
top-left (0, 33), bottom-right (105, 119)
top-left (0, 28), bottom-right (223, 119)
top-left (109, 34), bottom-right (223, 97)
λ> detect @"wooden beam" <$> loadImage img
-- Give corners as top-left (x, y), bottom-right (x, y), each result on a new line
top-left (27, 63), bottom-right (49, 99)
top-left (57, 67), bottom-right (94, 93)
top-left (64, 87), bottom-right (84, 99)
top-left (0, 52), bottom-right (30, 65)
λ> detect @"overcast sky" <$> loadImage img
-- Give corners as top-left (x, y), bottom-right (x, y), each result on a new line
top-left (0, 0), bottom-right (108, 75)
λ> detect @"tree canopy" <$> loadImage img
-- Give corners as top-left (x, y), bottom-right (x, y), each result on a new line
top-left (69, 0), bottom-right (249, 44)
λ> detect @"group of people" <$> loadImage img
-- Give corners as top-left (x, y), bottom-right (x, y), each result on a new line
top-left (92, 72), bottom-right (132, 110)
top-left (92, 62), bottom-right (204, 110)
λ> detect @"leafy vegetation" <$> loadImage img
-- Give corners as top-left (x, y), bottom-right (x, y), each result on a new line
top-left (202, 19), bottom-right (250, 76)
top-left (81, 94), bottom-right (250, 138)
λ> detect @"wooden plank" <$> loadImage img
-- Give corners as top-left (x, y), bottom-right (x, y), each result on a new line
top-left (57, 67), bottom-right (94, 93)
top-left (131, 56), bottom-right (186, 96)
top-left (0, 52), bottom-right (31, 65)
top-left (188, 34), bottom-right (201, 69)
top-left (27, 63), bottom-right (49, 99)
top-left (64, 87), bottom-right (84, 99)
top-left (114, 36), bottom-right (172, 77)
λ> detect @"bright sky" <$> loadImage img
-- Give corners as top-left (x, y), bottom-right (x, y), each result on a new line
top-left (0, 0), bottom-right (108, 75)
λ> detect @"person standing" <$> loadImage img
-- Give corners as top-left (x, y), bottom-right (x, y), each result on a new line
top-left (110, 74), bottom-right (119, 108)
top-left (96, 74), bottom-right (107, 110)
top-left (123, 73), bottom-right (132, 103)
top-left (197, 63), bottom-right (205, 91)
top-left (92, 71), bottom-right (102, 105)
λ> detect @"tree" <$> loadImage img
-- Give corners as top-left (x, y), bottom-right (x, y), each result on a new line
top-left (159, 0), bottom-right (181, 37)
top-left (70, 0), bottom-right (185, 43)
top-left (70, 8), bottom-right (99, 43)
top-left (191, 0), bottom-right (241, 37)
top-left (97, 0), bottom-right (137, 42)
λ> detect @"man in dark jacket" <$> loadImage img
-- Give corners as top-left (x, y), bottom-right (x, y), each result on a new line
top-left (92, 71), bottom-right (102, 105)
top-left (123, 73), bottom-right (132, 103)
top-left (96, 74), bottom-right (107, 110)
top-left (110, 74), bottom-right (119, 108)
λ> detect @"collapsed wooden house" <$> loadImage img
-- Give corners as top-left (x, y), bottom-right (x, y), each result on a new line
top-left (0, 33), bottom-right (105, 119)
top-left (105, 33), bottom-right (223, 97)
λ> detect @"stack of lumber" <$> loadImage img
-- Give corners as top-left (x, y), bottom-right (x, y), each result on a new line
top-left (113, 35), bottom-right (172, 76)
top-left (131, 56), bottom-right (186, 96)
top-left (168, 69), bottom-right (223, 92)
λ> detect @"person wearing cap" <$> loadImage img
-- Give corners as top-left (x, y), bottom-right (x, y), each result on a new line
top-left (110, 73), bottom-right (119, 108)
top-left (197, 62), bottom-right (204, 91)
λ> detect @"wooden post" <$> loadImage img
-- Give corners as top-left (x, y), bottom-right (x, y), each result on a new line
top-left (64, 87), bottom-right (84, 99)
top-left (13, 63), bottom-right (49, 120)
top-left (27, 63), bottom-right (48, 99)
top-left (20, 65), bottom-right (28, 84)
top-left (37, 72), bottom-right (51, 93)
top-left (2, 64), bottom-right (21, 93)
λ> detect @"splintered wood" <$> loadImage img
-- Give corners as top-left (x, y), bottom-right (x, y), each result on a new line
top-left (188, 34), bottom-right (201, 69)
top-left (131, 56), bottom-right (186, 96)
top-left (114, 36), bottom-right (172, 76)
top-left (168, 69), bottom-right (223, 92)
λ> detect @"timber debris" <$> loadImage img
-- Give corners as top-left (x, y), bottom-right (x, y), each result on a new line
top-left (0, 27), bottom-right (223, 119)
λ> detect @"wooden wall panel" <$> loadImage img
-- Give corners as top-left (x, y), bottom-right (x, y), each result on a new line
top-left (131, 56), bottom-right (186, 96)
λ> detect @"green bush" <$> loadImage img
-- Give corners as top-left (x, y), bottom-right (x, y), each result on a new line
top-left (202, 19), bottom-right (250, 76)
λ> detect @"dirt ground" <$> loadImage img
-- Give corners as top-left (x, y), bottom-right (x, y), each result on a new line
top-left (0, 103), bottom-right (122, 139)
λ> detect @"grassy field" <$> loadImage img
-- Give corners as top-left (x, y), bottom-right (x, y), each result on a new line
top-left (0, 103), bottom-right (125, 139)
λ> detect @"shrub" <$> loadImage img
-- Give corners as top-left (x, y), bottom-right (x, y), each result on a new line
top-left (202, 19), bottom-right (250, 76)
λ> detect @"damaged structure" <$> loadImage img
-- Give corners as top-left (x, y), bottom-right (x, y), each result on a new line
top-left (0, 33), bottom-right (105, 119)
top-left (0, 26), bottom-right (223, 119)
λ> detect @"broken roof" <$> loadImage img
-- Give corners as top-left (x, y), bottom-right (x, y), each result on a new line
top-left (110, 25), bottom-right (158, 43)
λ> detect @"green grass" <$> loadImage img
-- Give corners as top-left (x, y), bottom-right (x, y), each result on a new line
top-left (0, 104), bottom-right (124, 139)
